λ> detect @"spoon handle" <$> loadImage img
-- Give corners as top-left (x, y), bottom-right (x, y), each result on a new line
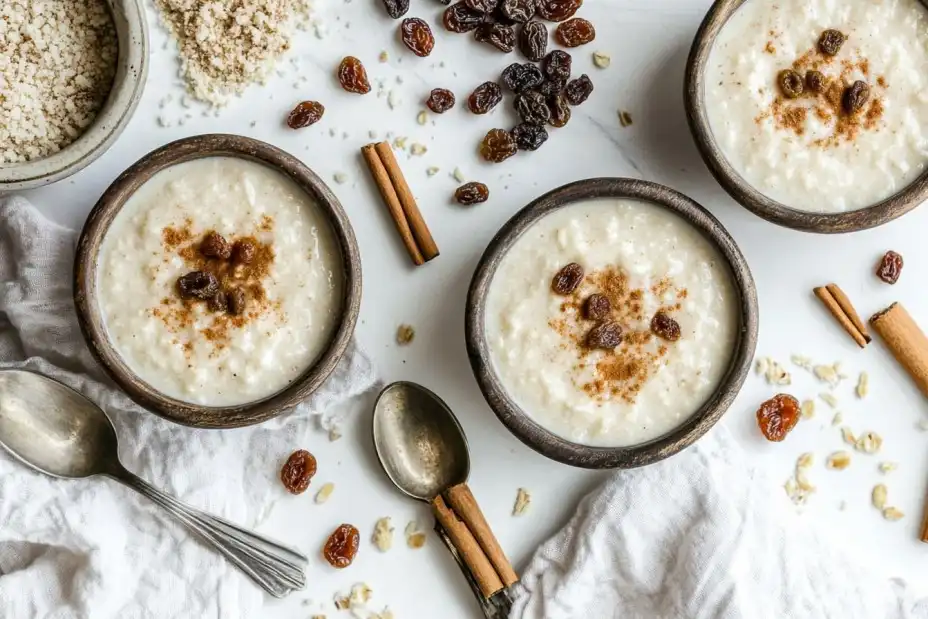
top-left (108, 466), bottom-right (307, 598)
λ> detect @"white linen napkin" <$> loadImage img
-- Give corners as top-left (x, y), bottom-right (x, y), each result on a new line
top-left (0, 196), bottom-right (377, 618)
top-left (510, 427), bottom-right (928, 619)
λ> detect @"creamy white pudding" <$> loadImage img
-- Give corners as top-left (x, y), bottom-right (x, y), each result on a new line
top-left (98, 157), bottom-right (343, 406)
top-left (705, 0), bottom-right (928, 212)
top-left (485, 199), bottom-right (738, 448)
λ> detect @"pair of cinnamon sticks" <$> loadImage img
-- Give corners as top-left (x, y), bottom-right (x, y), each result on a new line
top-left (361, 142), bottom-right (439, 266)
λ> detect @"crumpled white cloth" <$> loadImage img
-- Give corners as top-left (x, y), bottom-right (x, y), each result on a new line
top-left (511, 427), bottom-right (928, 619)
top-left (0, 196), bottom-right (377, 618)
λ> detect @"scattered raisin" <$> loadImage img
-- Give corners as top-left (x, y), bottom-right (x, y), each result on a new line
top-left (756, 394), bottom-right (801, 442)
top-left (535, 0), bottom-right (582, 22)
top-left (555, 18), bottom-right (595, 47)
top-left (842, 80), bottom-right (869, 114)
top-left (514, 90), bottom-right (551, 125)
top-left (207, 291), bottom-right (228, 313)
top-left (479, 128), bottom-right (518, 162)
top-left (542, 50), bottom-right (572, 84)
top-left (519, 20), bottom-right (547, 61)
top-left (501, 0), bottom-right (536, 22)
top-left (777, 69), bottom-right (803, 99)
top-left (876, 250), bottom-right (903, 284)
top-left (177, 271), bottom-right (219, 300)
top-left (337, 56), bottom-right (371, 94)
top-left (454, 182), bottom-right (490, 205)
top-left (468, 81), bottom-right (503, 114)
top-left (547, 92), bottom-right (571, 127)
top-left (465, 0), bottom-right (499, 12)
top-left (200, 232), bottom-right (231, 259)
top-left (474, 22), bottom-right (515, 52)
top-left (323, 524), bottom-right (360, 569)
top-left (817, 29), bottom-right (847, 56)
top-left (583, 293), bottom-right (610, 320)
top-left (427, 88), bottom-right (456, 113)
top-left (286, 101), bottom-right (325, 129)
top-left (443, 2), bottom-right (484, 32)
top-left (380, 0), bottom-right (409, 19)
top-left (280, 449), bottom-right (317, 494)
top-left (511, 122), bottom-right (548, 150)
top-left (502, 62), bottom-right (544, 93)
top-left (232, 239), bottom-right (256, 265)
top-left (564, 74), bottom-right (593, 105)
top-left (650, 311), bottom-right (681, 341)
top-left (586, 321), bottom-right (623, 350)
top-left (228, 288), bottom-right (247, 315)
top-left (401, 18), bottom-right (435, 57)
top-left (551, 262), bottom-right (584, 294)
top-left (805, 70), bottom-right (826, 93)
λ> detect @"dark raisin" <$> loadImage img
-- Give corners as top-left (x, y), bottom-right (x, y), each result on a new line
top-left (564, 74), bottom-right (593, 105)
top-left (756, 394), bottom-right (800, 442)
top-left (777, 69), bottom-right (803, 99)
top-left (535, 0), bottom-right (581, 21)
top-left (200, 231), bottom-right (231, 259)
top-left (380, 0), bottom-right (409, 19)
top-left (586, 321), bottom-right (622, 350)
top-left (286, 101), bottom-right (325, 128)
top-left (876, 250), bottom-right (903, 284)
top-left (519, 20), bottom-right (547, 61)
top-left (232, 239), bottom-right (256, 265)
top-left (177, 271), bottom-right (219, 300)
top-left (543, 50), bottom-right (572, 83)
top-left (650, 311), bottom-right (681, 341)
top-left (514, 90), bottom-right (551, 125)
top-left (842, 80), bottom-right (870, 114)
top-left (280, 449), bottom-right (317, 494)
top-left (474, 22), bottom-right (515, 52)
top-left (805, 70), bottom-right (826, 94)
top-left (207, 291), bottom-right (228, 313)
top-left (337, 56), bottom-right (371, 94)
top-left (228, 288), bottom-right (247, 315)
top-left (547, 92), bottom-right (571, 127)
top-left (511, 122), bottom-right (548, 150)
top-left (465, 0), bottom-right (499, 12)
top-left (502, 62), bottom-right (544, 92)
top-left (454, 182), bottom-right (490, 205)
top-left (538, 78), bottom-right (564, 97)
top-left (401, 18), bottom-right (435, 57)
top-left (323, 524), bottom-right (360, 569)
top-left (467, 81), bottom-right (503, 114)
top-left (501, 0), bottom-right (535, 22)
top-left (427, 88), bottom-right (456, 113)
top-left (817, 29), bottom-right (847, 56)
top-left (443, 2), bottom-right (484, 32)
top-left (583, 293), bottom-right (610, 320)
top-left (479, 128), bottom-right (518, 162)
top-left (551, 262), bottom-right (583, 294)
top-left (555, 18), bottom-right (595, 47)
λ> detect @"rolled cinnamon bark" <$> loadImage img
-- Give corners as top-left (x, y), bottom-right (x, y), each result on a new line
top-left (431, 494), bottom-right (504, 597)
top-left (445, 483), bottom-right (519, 587)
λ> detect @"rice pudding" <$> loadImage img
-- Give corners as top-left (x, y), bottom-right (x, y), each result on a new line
top-left (485, 199), bottom-right (738, 448)
top-left (98, 157), bottom-right (343, 406)
top-left (705, 0), bottom-right (928, 212)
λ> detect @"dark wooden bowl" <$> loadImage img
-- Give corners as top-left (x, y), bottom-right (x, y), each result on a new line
top-left (74, 134), bottom-right (362, 429)
top-left (685, 0), bottom-right (928, 233)
top-left (465, 178), bottom-right (758, 469)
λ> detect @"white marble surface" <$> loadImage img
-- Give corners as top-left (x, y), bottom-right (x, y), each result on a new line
top-left (19, 0), bottom-right (928, 616)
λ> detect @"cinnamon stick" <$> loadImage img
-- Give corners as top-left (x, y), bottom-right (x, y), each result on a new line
top-left (431, 494), bottom-right (504, 598)
top-left (813, 285), bottom-right (869, 348)
top-left (445, 483), bottom-right (519, 587)
top-left (361, 144), bottom-right (425, 265)
top-left (373, 142), bottom-right (439, 261)
top-left (825, 284), bottom-right (871, 343)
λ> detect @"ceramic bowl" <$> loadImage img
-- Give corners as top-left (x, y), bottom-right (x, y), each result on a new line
top-left (465, 178), bottom-right (758, 469)
top-left (74, 134), bottom-right (362, 429)
top-left (684, 0), bottom-right (928, 233)
top-left (0, 0), bottom-right (148, 191)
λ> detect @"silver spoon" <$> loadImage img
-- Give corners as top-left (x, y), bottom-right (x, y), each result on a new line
top-left (372, 381), bottom-right (518, 619)
top-left (0, 369), bottom-right (307, 598)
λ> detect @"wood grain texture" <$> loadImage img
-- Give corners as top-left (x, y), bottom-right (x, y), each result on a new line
top-left (445, 483), bottom-right (518, 587)
top-left (432, 494), bottom-right (504, 598)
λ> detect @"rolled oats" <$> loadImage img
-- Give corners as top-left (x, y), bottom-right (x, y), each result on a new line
top-left (592, 51), bottom-right (611, 68)
top-left (882, 506), bottom-right (905, 521)
top-left (855, 431), bottom-right (882, 454)
top-left (819, 393), bottom-right (838, 408)
top-left (840, 426), bottom-right (857, 445)
top-left (405, 521), bottom-right (427, 549)
top-left (790, 354), bottom-right (812, 369)
top-left (872, 484), bottom-right (888, 510)
top-left (813, 365), bottom-right (839, 385)
top-left (764, 359), bottom-right (791, 385)
top-left (800, 400), bottom-right (816, 419)
top-left (856, 372), bottom-right (869, 398)
top-left (372, 517), bottom-right (394, 552)
top-left (314, 482), bottom-right (335, 504)
top-left (755, 357), bottom-right (769, 375)
top-left (825, 451), bottom-right (851, 470)
top-left (878, 461), bottom-right (898, 474)
top-left (831, 412), bottom-right (843, 426)
top-left (513, 488), bottom-right (531, 516)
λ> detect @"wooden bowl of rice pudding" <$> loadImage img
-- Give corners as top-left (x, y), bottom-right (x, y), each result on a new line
top-left (466, 179), bottom-right (758, 469)
top-left (685, 0), bottom-right (928, 233)
top-left (74, 135), bottom-right (361, 429)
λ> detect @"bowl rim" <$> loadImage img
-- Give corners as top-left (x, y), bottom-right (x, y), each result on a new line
top-left (684, 0), bottom-right (928, 234)
top-left (465, 178), bottom-right (758, 469)
top-left (73, 133), bottom-right (362, 429)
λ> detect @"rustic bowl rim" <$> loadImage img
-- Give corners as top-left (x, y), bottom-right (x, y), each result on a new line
top-left (465, 178), bottom-right (758, 469)
top-left (73, 134), bottom-right (362, 429)
top-left (684, 0), bottom-right (928, 234)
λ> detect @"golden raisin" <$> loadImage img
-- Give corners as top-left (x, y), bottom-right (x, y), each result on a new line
top-left (756, 394), bottom-right (801, 442)
top-left (280, 449), bottom-right (317, 494)
top-left (323, 524), bottom-right (360, 568)
top-left (337, 56), bottom-right (371, 94)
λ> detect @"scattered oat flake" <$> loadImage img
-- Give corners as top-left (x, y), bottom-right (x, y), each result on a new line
top-left (872, 484), bottom-right (888, 510)
top-left (819, 393), bottom-right (838, 408)
top-left (796, 471), bottom-right (815, 492)
top-left (879, 461), bottom-right (898, 473)
top-left (831, 412), bottom-right (843, 426)
top-left (801, 400), bottom-right (815, 419)
top-left (755, 357), bottom-right (769, 375)
top-left (426, 166), bottom-right (440, 177)
top-left (764, 360), bottom-right (791, 386)
top-left (592, 51), bottom-right (611, 68)
top-left (396, 324), bottom-right (415, 345)
top-left (315, 482), bottom-right (335, 504)
top-left (883, 506), bottom-right (905, 521)
top-left (410, 143), bottom-right (427, 156)
top-left (856, 372), bottom-right (869, 398)
top-left (826, 451), bottom-right (851, 470)
top-left (372, 517), bottom-right (394, 552)
top-left (379, 50), bottom-right (389, 62)
top-left (813, 364), bottom-right (839, 385)
top-left (333, 172), bottom-right (348, 184)
top-left (856, 431), bottom-right (882, 454)
top-left (417, 111), bottom-right (428, 125)
top-left (512, 488), bottom-right (531, 516)
top-left (405, 521), bottom-right (427, 549)
top-left (328, 426), bottom-right (343, 442)
top-left (791, 355), bottom-right (812, 369)
top-left (797, 452), bottom-right (814, 469)
top-left (618, 110), bottom-right (633, 127)
top-left (393, 136), bottom-right (408, 149)
top-left (388, 90), bottom-right (401, 110)
top-left (840, 426), bottom-right (857, 445)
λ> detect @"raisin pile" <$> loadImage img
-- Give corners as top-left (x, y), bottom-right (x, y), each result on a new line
top-left (175, 232), bottom-right (254, 315)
